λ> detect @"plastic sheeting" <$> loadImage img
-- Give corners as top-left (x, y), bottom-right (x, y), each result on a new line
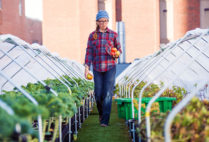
top-left (0, 34), bottom-right (87, 93)
top-left (116, 28), bottom-right (209, 99)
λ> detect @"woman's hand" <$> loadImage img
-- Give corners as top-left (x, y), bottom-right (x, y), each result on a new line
top-left (112, 54), bottom-right (119, 58)
top-left (111, 48), bottom-right (120, 58)
top-left (84, 65), bottom-right (90, 79)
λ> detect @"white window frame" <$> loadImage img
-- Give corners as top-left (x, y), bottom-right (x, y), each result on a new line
top-left (19, 0), bottom-right (22, 16)
top-left (0, 0), bottom-right (2, 9)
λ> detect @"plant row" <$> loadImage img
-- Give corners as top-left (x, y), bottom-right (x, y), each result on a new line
top-left (0, 76), bottom-right (94, 142)
top-left (115, 79), bottom-right (209, 141)
top-left (137, 97), bottom-right (209, 142)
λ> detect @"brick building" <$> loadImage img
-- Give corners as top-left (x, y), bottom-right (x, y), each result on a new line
top-left (43, 0), bottom-right (98, 63)
top-left (159, 0), bottom-right (205, 43)
top-left (43, 0), bottom-right (209, 63)
top-left (118, 0), bottom-right (209, 62)
top-left (0, 0), bottom-right (42, 44)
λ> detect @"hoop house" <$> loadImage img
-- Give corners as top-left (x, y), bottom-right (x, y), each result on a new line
top-left (115, 28), bottom-right (209, 142)
top-left (0, 34), bottom-right (94, 142)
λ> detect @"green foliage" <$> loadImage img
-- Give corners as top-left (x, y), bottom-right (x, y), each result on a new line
top-left (0, 108), bottom-right (16, 138)
top-left (0, 108), bottom-right (37, 141)
top-left (0, 76), bottom-right (94, 140)
top-left (115, 81), bottom-right (186, 106)
top-left (137, 97), bottom-right (209, 142)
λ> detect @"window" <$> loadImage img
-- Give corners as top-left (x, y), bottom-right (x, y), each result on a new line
top-left (200, 0), bottom-right (209, 28)
top-left (0, 0), bottom-right (2, 9)
top-left (19, 0), bottom-right (22, 16)
top-left (116, 0), bottom-right (122, 21)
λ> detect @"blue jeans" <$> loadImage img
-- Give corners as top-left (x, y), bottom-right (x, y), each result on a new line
top-left (93, 66), bottom-right (116, 125)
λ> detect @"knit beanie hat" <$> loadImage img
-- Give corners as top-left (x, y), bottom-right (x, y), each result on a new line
top-left (96, 10), bottom-right (109, 21)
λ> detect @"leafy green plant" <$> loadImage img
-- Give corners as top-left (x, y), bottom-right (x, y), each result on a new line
top-left (137, 97), bottom-right (209, 142)
top-left (0, 76), bottom-right (94, 141)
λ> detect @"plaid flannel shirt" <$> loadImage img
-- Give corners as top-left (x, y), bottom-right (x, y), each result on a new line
top-left (85, 28), bottom-right (122, 72)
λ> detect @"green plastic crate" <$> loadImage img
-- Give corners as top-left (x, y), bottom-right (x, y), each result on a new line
top-left (115, 97), bottom-right (176, 120)
top-left (115, 98), bottom-right (126, 119)
top-left (115, 98), bottom-right (145, 120)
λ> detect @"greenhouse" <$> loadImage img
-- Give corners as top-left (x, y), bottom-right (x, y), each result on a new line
top-left (0, 34), bottom-right (94, 142)
top-left (115, 28), bottom-right (209, 142)
top-left (0, 28), bottom-right (209, 142)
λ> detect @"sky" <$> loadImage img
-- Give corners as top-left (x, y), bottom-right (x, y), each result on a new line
top-left (25, 0), bottom-right (42, 21)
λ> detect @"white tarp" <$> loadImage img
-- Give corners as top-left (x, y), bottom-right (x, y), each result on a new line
top-left (0, 34), bottom-right (86, 93)
top-left (116, 28), bottom-right (209, 99)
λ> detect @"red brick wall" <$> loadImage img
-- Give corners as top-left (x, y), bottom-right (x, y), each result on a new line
top-left (0, 0), bottom-right (42, 44)
top-left (43, 0), bottom-right (98, 63)
top-left (116, 0), bottom-right (122, 21)
top-left (25, 18), bottom-right (42, 44)
top-left (173, 0), bottom-right (200, 39)
top-left (122, 0), bottom-right (160, 62)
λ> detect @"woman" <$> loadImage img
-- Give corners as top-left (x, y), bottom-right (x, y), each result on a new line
top-left (84, 10), bottom-right (122, 127)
